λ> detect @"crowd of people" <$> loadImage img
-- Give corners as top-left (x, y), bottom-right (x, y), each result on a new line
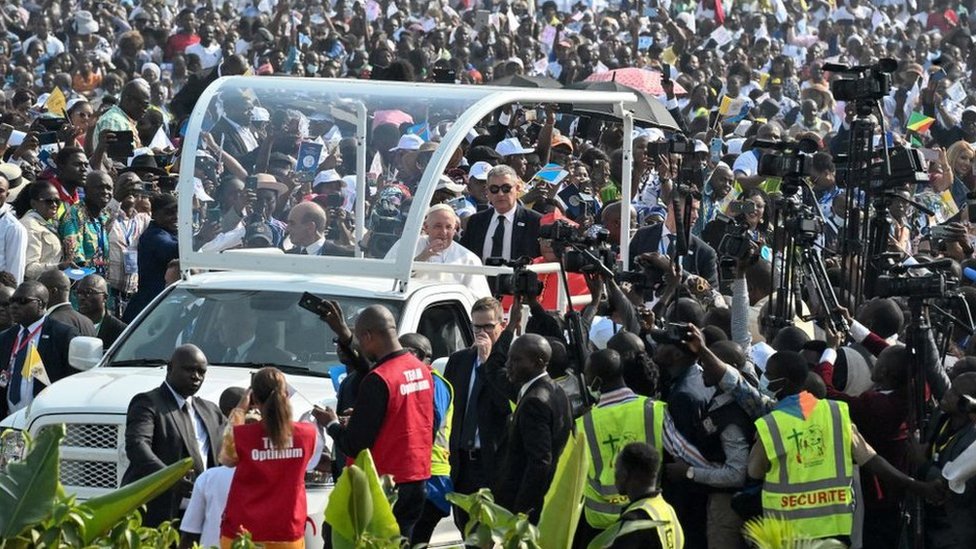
top-left (1, 0), bottom-right (976, 547)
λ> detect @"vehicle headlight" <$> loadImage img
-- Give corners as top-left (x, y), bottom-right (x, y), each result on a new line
top-left (0, 429), bottom-right (26, 470)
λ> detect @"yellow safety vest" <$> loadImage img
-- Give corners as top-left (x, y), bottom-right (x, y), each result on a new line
top-left (587, 493), bottom-right (684, 549)
top-left (430, 369), bottom-right (453, 477)
top-left (754, 394), bottom-right (854, 540)
top-left (577, 396), bottom-right (666, 529)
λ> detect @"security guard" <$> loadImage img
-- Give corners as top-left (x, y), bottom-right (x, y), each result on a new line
top-left (575, 349), bottom-right (714, 547)
top-left (587, 442), bottom-right (684, 549)
top-left (747, 349), bottom-right (943, 542)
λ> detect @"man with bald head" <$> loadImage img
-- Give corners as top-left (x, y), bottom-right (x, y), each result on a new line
top-left (0, 280), bottom-right (81, 418)
top-left (316, 304), bottom-right (434, 539)
top-left (76, 274), bottom-right (127, 348)
top-left (285, 201), bottom-right (354, 256)
top-left (37, 269), bottom-right (96, 336)
top-left (93, 79), bottom-right (151, 152)
top-left (481, 304), bottom-right (571, 523)
top-left (123, 344), bottom-right (223, 527)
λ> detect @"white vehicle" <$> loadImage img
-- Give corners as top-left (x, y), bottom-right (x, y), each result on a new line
top-left (0, 77), bottom-right (646, 546)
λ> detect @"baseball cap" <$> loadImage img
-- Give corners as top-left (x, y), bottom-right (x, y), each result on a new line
top-left (313, 169), bottom-right (343, 187)
top-left (469, 161), bottom-right (493, 181)
top-left (389, 134), bottom-right (425, 152)
top-left (963, 106), bottom-right (976, 121)
top-left (193, 177), bottom-right (214, 202)
top-left (250, 107), bottom-right (270, 122)
top-left (495, 137), bottom-right (534, 157)
top-left (435, 175), bottom-right (466, 194)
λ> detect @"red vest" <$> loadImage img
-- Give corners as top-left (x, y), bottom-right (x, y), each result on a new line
top-left (368, 352), bottom-right (434, 483)
top-left (221, 421), bottom-right (316, 542)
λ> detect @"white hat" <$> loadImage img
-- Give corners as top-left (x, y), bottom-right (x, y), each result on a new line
top-left (726, 138), bottom-right (746, 155)
top-left (313, 169), bottom-right (343, 187)
top-left (469, 161), bottom-right (493, 181)
top-left (588, 316), bottom-right (620, 350)
top-left (675, 12), bottom-right (696, 34)
top-left (251, 107), bottom-right (270, 122)
top-left (74, 11), bottom-right (99, 35)
top-left (141, 62), bottom-right (161, 79)
top-left (389, 133), bottom-right (425, 152)
top-left (694, 139), bottom-right (708, 153)
top-left (193, 177), bottom-right (214, 202)
top-left (495, 137), bottom-right (534, 157)
top-left (435, 175), bottom-right (465, 194)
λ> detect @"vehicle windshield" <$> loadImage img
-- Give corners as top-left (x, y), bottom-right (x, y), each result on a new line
top-left (110, 288), bottom-right (401, 375)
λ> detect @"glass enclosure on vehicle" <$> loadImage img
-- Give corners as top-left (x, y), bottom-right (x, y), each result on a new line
top-left (178, 77), bottom-right (640, 283)
top-left (110, 288), bottom-right (402, 375)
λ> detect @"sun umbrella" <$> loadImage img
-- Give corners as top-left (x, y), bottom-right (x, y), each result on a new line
top-left (584, 67), bottom-right (687, 96)
top-left (490, 74), bottom-right (564, 89)
top-left (567, 80), bottom-right (681, 132)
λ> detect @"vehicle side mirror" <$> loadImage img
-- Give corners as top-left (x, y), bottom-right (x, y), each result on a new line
top-left (431, 357), bottom-right (449, 375)
top-left (69, 337), bottom-right (104, 371)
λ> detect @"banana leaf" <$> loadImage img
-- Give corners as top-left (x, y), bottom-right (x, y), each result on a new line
top-left (325, 450), bottom-right (400, 546)
top-left (353, 450), bottom-right (399, 539)
top-left (538, 430), bottom-right (589, 549)
top-left (0, 425), bottom-right (63, 539)
top-left (77, 457), bottom-right (193, 544)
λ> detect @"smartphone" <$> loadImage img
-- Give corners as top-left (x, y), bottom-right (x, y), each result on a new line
top-left (0, 124), bottom-right (15, 148)
top-left (920, 148), bottom-right (940, 162)
top-left (107, 130), bottom-right (134, 161)
top-left (206, 203), bottom-right (222, 222)
top-left (245, 175), bottom-right (259, 192)
top-left (661, 63), bottom-right (671, 83)
top-left (37, 132), bottom-right (59, 146)
top-left (298, 292), bottom-right (325, 314)
top-left (709, 137), bottom-right (723, 164)
top-left (524, 109), bottom-right (538, 122)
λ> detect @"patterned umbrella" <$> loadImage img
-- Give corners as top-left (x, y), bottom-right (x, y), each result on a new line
top-left (584, 67), bottom-right (687, 96)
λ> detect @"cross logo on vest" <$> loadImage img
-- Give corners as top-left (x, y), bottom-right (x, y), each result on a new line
top-left (400, 367), bottom-right (431, 395)
top-left (787, 426), bottom-right (826, 466)
top-left (602, 430), bottom-right (639, 459)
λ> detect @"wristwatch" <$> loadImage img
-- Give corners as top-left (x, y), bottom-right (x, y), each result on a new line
top-left (686, 467), bottom-right (695, 481)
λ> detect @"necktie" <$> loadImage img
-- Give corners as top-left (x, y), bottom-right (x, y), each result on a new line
top-left (490, 215), bottom-right (506, 259)
top-left (8, 328), bottom-right (28, 405)
top-left (460, 361), bottom-right (483, 450)
top-left (299, 247), bottom-right (308, 255)
top-left (179, 400), bottom-right (206, 473)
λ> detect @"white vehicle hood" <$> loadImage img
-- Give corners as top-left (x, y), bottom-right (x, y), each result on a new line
top-left (24, 366), bottom-right (335, 425)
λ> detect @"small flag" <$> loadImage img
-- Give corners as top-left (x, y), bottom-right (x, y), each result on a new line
top-left (23, 345), bottom-right (49, 386)
top-left (531, 163), bottom-right (569, 187)
top-left (718, 95), bottom-right (733, 115)
top-left (910, 135), bottom-right (923, 147)
top-left (148, 126), bottom-right (173, 151)
top-left (406, 122), bottom-right (430, 141)
top-left (758, 72), bottom-right (770, 89)
top-left (44, 87), bottom-right (66, 117)
top-left (907, 112), bottom-right (935, 133)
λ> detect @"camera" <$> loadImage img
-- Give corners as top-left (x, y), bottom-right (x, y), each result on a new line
top-left (784, 214), bottom-right (822, 246)
top-left (485, 256), bottom-right (543, 298)
top-left (366, 215), bottom-right (403, 258)
top-left (874, 273), bottom-right (946, 299)
top-left (823, 59), bottom-right (897, 102)
top-left (718, 215), bottom-right (754, 261)
top-left (540, 220), bottom-right (614, 276)
top-left (615, 270), bottom-right (652, 292)
top-left (835, 146), bottom-right (926, 189)
top-left (758, 153), bottom-right (813, 178)
top-left (647, 135), bottom-right (695, 156)
top-left (649, 322), bottom-right (691, 346)
top-left (728, 200), bottom-right (757, 217)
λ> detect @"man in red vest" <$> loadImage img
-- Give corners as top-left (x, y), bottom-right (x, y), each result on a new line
top-left (317, 305), bottom-right (434, 539)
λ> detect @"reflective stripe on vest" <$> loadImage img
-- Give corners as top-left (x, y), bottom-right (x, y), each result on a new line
top-left (625, 495), bottom-right (685, 549)
top-left (578, 397), bottom-right (666, 528)
top-left (431, 370), bottom-right (454, 477)
top-left (754, 396), bottom-right (854, 539)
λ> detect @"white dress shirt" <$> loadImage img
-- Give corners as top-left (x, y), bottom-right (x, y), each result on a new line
top-left (164, 381), bottom-right (211, 467)
top-left (518, 372), bottom-right (549, 402)
top-left (6, 317), bottom-right (44, 415)
top-left (180, 465), bottom-right (235, 547)
top-left (222, 117), bottom-right (259, 153)
top-left (185, 42), bottom-right (222, 69)
top-left (302, 237), bottom-right (326, 256)
top-left (481, 207), bottom-right (517, 261)
top-left (0, 204), bottom-right (29, 284)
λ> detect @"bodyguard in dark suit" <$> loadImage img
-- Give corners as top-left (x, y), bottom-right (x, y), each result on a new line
top-left (38, 269), bottom-right (96, 337)
top-left (122, 344), bottom-right (223, 527)
top-left (169, 55), bottom-right (249, 122)
top-left (482, 302), bottom-right (572, 523)
top-left (444, 297), bottom-right (513, 531)
top-left (459, 165), bottom-right (542, 262)
top-left (629, 191), bottom-right (719, 288)
top-left (207, 88), bottom-right (259, 162)
top-left (76, 274), bottom-right (127, 350)
top-left (0, 281), bottom-right (81, 419)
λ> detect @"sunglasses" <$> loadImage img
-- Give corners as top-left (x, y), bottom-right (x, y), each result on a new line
top-left (76, 290), bottom-right (106, 297)
top-left (10, 297), bottom-right (39, 305)
top-left (37, 198), bottom-right (60, 205)
top-left (488, 184), bottom-right (514, 194)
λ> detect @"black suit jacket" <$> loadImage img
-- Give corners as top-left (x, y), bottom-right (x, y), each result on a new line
top-left (207, 117), bottom-right (252, 161)
top-left (169, 66), bottom-right (219, 121)
top-left (48, 303), bottom-right (96, 337)
top-left (482, 331), bottom-right (572, 522)
top-left (459, 205), bottom-right (542, 262)
top-left (96, 314), bottom-right (127, 350)
top-left (443, 347), bottom-right (512, 478)
top-left (629, 223), bottom-right (719, 288)
top-left (0, 318), bottom-right (81, 418)
top-left (122, 383), bottom-right (223, 527)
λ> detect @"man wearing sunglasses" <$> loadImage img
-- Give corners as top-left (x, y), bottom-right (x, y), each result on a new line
top-left (459, 165), bottom-right (541, 264)
top-left (0, 280), bottom-right (81, 419)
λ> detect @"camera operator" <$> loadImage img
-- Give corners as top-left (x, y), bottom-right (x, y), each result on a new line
top-left (629, 185), bottom-right (719, 288)
top-left (694, 163), bottom-right (734, 238)
top-left (731, 123), bottom-right (784, 192)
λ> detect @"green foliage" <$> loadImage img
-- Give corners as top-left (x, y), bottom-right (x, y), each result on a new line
top-left (742, 517), bottom-right (848, 549)
top-left (447, 489), bottom-right (541, 549)
top-left (325, 450), bottom-right (403, 548)
top-left (0, 424), bottom-right (62, 540)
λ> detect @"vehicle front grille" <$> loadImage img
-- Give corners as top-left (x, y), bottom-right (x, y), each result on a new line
top-left (60, 459), bottom-right (118, 489)
top-left (63, 423), bottom-right (118, 449)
